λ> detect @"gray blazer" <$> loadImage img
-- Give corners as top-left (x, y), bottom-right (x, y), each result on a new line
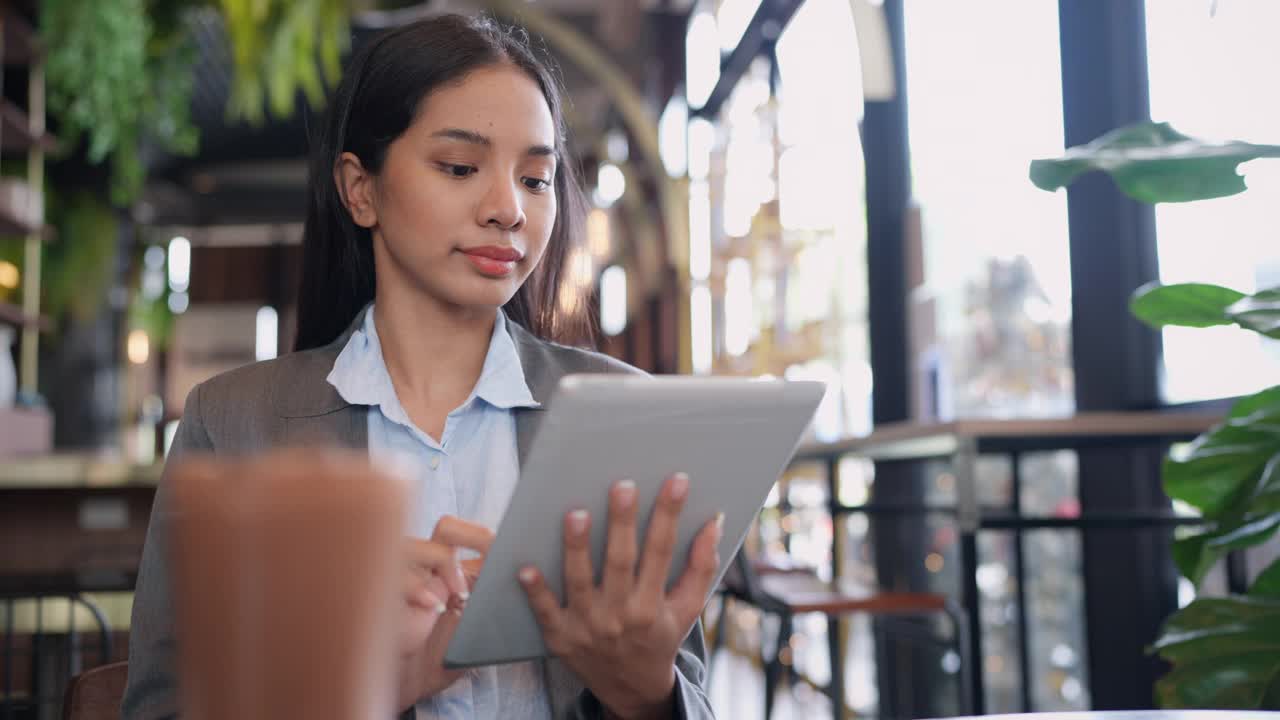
top-left (122, 310), bottom-right (715, 720)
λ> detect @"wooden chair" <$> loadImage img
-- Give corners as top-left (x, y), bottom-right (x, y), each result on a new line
top-left (0, 593), bottom-right (115, 719)
top-left (61, 661), bottom-right (127, 720)
top-left (710, 549), bottom-right (969, 720)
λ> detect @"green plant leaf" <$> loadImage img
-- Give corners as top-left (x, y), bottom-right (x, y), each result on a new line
top-left (1228, 290), bottom-right (1280, 340)
top-left (1152, 596), bottom-right (1280, 709)
top-left (1130, 282), bottom-right (1246, 329)
top-left (1172, 533), bottom-right (1220, 588)
top-left (1231, 386), bottom-right (1280, 423)
top-left (1253, 558), bottom-right (1280, 598)
top-left (1030, 122), bottom-right (1280, 204)
top-left (1206, 515), bottom-right (1280, 552)
top-left (1163, 421), bottom-right (1278, 516)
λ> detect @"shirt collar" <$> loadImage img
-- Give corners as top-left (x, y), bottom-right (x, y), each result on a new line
top-left (326, 304), bottom-right (540, 414)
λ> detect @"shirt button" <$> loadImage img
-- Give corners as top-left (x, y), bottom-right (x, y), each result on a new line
top-left (430, 456), bottom-right (441, 470)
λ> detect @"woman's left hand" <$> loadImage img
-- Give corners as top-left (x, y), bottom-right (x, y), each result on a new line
top-left (519, 473), bottom-right (724, 720)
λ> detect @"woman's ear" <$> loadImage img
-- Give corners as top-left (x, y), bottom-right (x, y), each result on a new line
top-left (334, 152), bottom-right (378, 229)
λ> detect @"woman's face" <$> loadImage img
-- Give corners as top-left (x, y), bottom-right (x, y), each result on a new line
top-left (339, 63), bottom-right (558, 314)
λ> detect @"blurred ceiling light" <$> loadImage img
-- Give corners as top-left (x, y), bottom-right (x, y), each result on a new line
top-left (571, 246), bottom-right (595, 288)
top-left (168, 291), bottom-right (189, 315)
top-left (127, 330), bottom-right (150, 365)
top-left (605, 129), bottom-right (629, 164)
top-left (600, 265), bottom-right (627, 336)
top-left (593, 163), bottom-right (626, 208)
top-left (718, 0), bottom-right (762, 51)
top-left (685, 10), bottom-right (720, 109)
top-left (659, 94), bottom-right (689, 178)
top-left (141, 270), bottom-right (165, 301)
top-left (587, 208), bottom-right (611, 261)
top-left (0, 261), bottom-right (19, 289)
top-left (688, 180), bottom-right (712, 281)
top-left (691, 284), bottom-right (713, 374)
top-left (256, 306), bottom-right (278, 362)
top-left (724, 258), bottom-right (752, 356)
top-left (144, 245), bottom-right (165, 269)
top-left (168, 236), bottom-right (191, 293)
top-left (686, 117), bottom-right (715, 181)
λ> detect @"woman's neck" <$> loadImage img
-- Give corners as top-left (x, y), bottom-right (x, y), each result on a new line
top-left (372, 283), bottom-right (496, 438)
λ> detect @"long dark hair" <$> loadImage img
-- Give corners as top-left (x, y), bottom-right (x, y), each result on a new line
top-left (293, 13), bottom-right (590, 352)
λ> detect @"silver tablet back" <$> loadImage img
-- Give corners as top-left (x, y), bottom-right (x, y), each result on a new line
top-left (445, 374), bottom-right (825, 668)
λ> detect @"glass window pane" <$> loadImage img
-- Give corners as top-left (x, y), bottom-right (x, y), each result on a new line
top-left (904, 0), bottom-right (1074, 421)
top-left (1145, 1), bottom-right (1280, 403)
top-left (905, 3), bottom-right (1081, 714)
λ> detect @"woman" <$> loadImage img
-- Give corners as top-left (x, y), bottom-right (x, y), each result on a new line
top-left (123, 13), bottom-right (721, 720)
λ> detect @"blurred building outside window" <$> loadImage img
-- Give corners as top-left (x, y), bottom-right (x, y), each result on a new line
top-left (1145, 0), bottom-right (1280, 631)
top-left (903, 1), bottom-right (1082, 713)
top-left (1145, 0), bottom-right (1280, 405)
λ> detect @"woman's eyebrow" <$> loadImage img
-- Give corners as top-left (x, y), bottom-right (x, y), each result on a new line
top-left (431, 127), bottom-right (555, 158)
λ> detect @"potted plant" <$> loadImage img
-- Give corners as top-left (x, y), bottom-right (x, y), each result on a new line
top-left (1032, 121), bottom-right (1280, 708)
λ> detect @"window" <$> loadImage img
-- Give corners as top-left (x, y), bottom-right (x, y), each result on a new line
top-left (904, 0), bottom-right (1073, 421)
top-left (904, 2), bottom-right (1083, 713)
top-left (1145, 1), bottom-right (1280, 403)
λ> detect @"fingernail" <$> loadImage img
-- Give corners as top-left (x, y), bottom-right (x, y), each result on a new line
top-left (616, 480), bottom-right (636, 508)
top-left (432, 600), bottom-right (447, 614)
top-left (457, 590), bottom-right (470, 602)
top-left (567, 509), bottom-right (589, 535)
top-left (714, 512), bottom-right (725, 535)
top-left (670, 473), bottom-right (690, 501)
top-left (519, 567), bottom-right (538, 585)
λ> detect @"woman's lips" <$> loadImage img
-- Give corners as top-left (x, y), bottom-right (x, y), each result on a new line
top-left (460, 246), bottom-right (523, 277)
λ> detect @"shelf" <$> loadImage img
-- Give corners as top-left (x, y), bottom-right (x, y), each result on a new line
top-left (0, 99), bottom-right (54, 153)
top-left (2, 9), bottom-right (38, 64)
top-left (0, 300), bottom-right (47, 330)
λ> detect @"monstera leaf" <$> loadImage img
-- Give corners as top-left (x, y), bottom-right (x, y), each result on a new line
top-left (1162, 386), bottom-right (1280, 586)
top-left (1030, 122), bottom-right (1280, 203)
top-left (1132, 283), bottom-right (1280, 340)
top-left (1152, 596), bottom-right (1280, 709)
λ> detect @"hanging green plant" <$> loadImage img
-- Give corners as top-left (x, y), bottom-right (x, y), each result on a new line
top-left (218, 0), bottom-right (350, 125)
top-left (42, 0), bottom-right (199, 205)
top-left (40, 0), bottom-right (353, 205)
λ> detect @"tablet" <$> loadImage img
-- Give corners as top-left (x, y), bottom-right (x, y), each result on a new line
top-left (444, 373), bottom-right (825, 668)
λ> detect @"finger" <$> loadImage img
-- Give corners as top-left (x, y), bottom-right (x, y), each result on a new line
top-left (667, 513), bottom-right (724, 624)
top-left (432, 516), bottom-right (496, 554)
top-left (635, 472), bottom-right (690, 600)
top-left (518, 566), bottom-right (565, 640)
top-left (403, 570), bottom-right (446, 610)
top-left (408, 587), bottom-right (447, 614)
top-left (562, 509), bottom-right (595, 611)
top-left (405, 538), bottom-right (467, 599)
top-left (419, 600), bottom-right (466, 687)
top-left (460, 557), bottom-right (485, 589)
top-left (601, 480), bottom-right (639, 609)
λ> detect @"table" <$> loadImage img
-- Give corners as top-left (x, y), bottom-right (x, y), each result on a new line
top-left (790, 411), bottom-right (1221, 716)
top-left (0, 455), bottom-right (159, 595)
top-left (936, 707), bottom-right (1274, 712)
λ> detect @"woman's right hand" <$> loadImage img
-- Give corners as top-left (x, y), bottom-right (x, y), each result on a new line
top-left (396, 516), bottom-right (494, 710)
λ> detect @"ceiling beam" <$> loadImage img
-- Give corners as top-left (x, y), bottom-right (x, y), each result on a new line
top-left (691, 0), bottom-right (804, 119)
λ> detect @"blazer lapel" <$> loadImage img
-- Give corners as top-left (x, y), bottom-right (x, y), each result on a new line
top-left (508, 318), bottom-right (554, 468)
top-left (273, 307), bottom-right (370, 452)
top-left (507, 319), bottom-right (596, 717)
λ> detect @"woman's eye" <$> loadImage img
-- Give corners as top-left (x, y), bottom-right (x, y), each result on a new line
top-left (523, 177), bottom-right (550, 191)
top-left (443, 164), bottom-right (476, 178)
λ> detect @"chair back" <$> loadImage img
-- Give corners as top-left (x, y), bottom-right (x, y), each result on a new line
top-left (61, 661), bottom-right (128, 720)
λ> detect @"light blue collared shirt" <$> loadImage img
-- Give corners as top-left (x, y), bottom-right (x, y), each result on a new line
top-left (327, 305), bottom-right (550, 720)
